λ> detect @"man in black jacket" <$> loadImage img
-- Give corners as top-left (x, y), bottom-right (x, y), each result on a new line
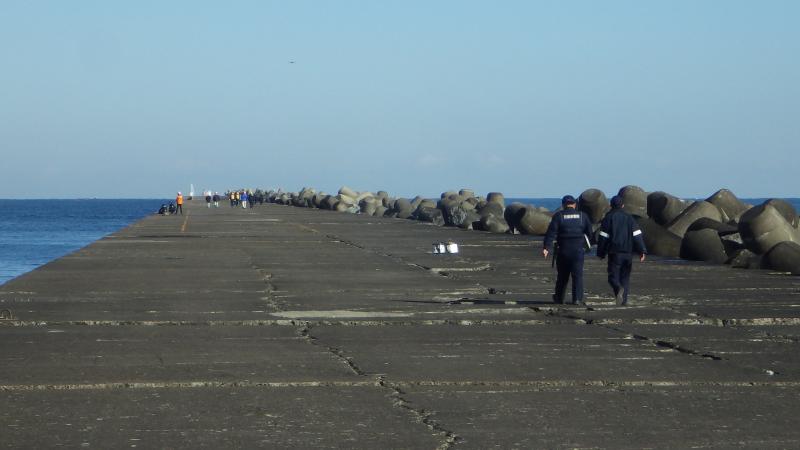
top-left (543, 195), bottom-right (594, 305)
top-left (597, 195), bottom-right (647, 305)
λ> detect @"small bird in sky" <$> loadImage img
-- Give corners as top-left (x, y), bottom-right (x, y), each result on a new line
top-left (289, 61), bottom-right (295, 64)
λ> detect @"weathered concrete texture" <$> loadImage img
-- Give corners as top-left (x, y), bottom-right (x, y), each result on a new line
top-left (402, 385), bottom-right (800, 449)
top-left (2, 200), bottom-right (800, 448)
top-left (0, 326), bottom-right (359, 385)
top-left (1, 386), bottom-right (442, 449)
top-left (308, 324), bottom-right (769, 383)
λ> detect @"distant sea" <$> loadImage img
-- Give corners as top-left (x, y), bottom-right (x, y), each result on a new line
top-left (507, 198), bottom-right (800, 213)
top-left (0, 197), bottom-right (797, 286)
top-left (0, 199), bottom-right (161, 285)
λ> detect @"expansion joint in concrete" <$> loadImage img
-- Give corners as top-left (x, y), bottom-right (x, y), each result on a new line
top-left (0, 380), bottom-right (379, 392)
top-left (3, 378), bottom-right (798, 393)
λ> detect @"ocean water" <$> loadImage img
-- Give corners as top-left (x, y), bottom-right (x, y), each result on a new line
top-left (507, 198), bottom-right (800, 212)
top-left (0, 197), bottom-right (798, 286)
top-left (506, 198), bottom-right (563, 211)
top-left (0, 199), bottom-right (161, 285)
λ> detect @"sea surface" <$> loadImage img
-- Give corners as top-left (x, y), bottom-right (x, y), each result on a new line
top-left (0, 197), bottom-right (797, 286)
top-left (0, 199), bottom-right (162, 285)
top-left (506, 198), bottom-right (800, 213)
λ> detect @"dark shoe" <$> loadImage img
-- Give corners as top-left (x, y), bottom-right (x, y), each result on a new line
top-left (552, 294), bottom-right (564, 305)
top-left (614, 290), bottom-right (621, 304)
top-left (571, 300), bottom-right (586, 306)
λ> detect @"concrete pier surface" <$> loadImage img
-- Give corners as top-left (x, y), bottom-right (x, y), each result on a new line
top-left (2, 201), bottom-right (800, 449)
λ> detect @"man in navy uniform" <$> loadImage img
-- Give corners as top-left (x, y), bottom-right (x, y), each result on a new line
top-left (543, 195), bottom-right (594, 305)
top-left (596, 195), bottom-right (647, 305)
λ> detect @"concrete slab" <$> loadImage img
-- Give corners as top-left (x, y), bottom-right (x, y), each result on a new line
top-left (614, 324), bottom-right (800, 379)
top-left (0, 325), bottom-right (357, 386)
top-left (1, 200), bottom-right (799, 448)
top-left (402, 385), bottom-right (800, 448)
top-left (1, 386), bottom-right (443, 449)
top-left (308, 324), bottom-right (770, 384)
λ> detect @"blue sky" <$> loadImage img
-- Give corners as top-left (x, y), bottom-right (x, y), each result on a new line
top-left (1, 1), bottom-right (797, 198)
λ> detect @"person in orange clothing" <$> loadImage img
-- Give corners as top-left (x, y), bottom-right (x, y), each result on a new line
top-left (175, 192), bottom-right (184, 215)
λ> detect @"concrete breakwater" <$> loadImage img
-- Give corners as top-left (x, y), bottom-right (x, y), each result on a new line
top-left (266, 186), bottom-right (800, 275)
top-left (3, 200), bottom-right (800, 447)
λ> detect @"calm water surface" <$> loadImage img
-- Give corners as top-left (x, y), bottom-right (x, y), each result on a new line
top-left (0, 199), bottom-right (161, 285)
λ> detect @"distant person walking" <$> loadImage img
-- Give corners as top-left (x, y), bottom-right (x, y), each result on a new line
top-left (241, 190), bottom-right (248, 209)
top-left (597, 195), bottom-right (647, 306)
top-left (175, 192), bottom-right (184, 215)
top-left (213, 192), bottom-right (220, 208)
top-left (543, 195), bottom-right (594, 305)
top-left (205, 191), bottom-right (212, 208)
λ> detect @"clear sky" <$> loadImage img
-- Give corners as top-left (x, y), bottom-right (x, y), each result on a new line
top-left (1, 1), bottom-right (797, 199)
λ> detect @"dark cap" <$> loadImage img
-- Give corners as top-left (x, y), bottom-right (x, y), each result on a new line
top-left (610, 195), bottom-right (624, 209)
top-left (561, 195), bottom-right (576, 205)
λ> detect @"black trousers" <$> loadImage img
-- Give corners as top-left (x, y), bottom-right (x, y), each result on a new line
top-left (607, 253), bottom-right (633, 302)
top-left (176, 204), bottom-right (183, 214)
top-left (554, 249), bottom-right (585, 304)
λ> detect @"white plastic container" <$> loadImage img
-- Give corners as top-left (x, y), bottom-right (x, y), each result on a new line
top-left (446, 242), bottom-right (459, 254)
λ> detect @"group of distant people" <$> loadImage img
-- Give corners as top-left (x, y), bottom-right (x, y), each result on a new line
top-left (228, 190), bottom-right (266, 208)
top-left (158, 192), bottom-right (185, 215)
top-left (158, 189), bottom-right (269, 215)
top-left (204, 191), bottom-right (221, 208)
top-left (543, 194), bottom-right (646, 306)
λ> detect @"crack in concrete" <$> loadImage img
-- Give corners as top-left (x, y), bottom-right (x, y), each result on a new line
top-left (378, 376), bottom-right (460, 450)
top-left (629, 333), bottom-right (724, 361)
top-left (619, 327), bottom-right (788, 377)
top-left (297, 323), bottom-right (366, 377)
top-left (407, 262), bottom-right (467, 279)
top-left (531, 306), bottom-right (729, 362)
top-left (293, 223), bottom-right (320, 234)
top-left (300, 322), bottom-right (460, 448)
top-left (253, 266), bottom-right (285, 312)
top-left (531, 306), bottom-right (793, 377)
top-left (325, 233), bottom-right (406, 264)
